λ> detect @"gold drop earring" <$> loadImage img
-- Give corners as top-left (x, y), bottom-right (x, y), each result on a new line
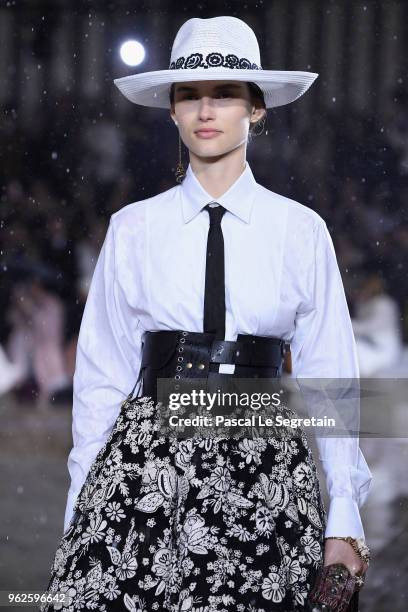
top-left (252, 116), bottom-right (266, 136)
top-left (175, 122), bottom-right (186, 183)
top-left (252, 110), bottom-right (266, 137)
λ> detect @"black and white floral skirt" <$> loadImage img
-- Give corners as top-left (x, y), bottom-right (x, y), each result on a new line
top-left (40, 394), bottom-right (326, 612)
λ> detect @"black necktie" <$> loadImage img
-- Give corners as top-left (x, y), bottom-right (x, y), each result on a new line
top-left (203, 203), bottom-right (227, 340)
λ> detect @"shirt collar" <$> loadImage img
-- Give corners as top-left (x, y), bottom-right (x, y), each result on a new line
top-left (180, 160), bottom-right (258, 224)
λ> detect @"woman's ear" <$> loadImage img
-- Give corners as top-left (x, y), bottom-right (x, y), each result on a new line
top-left (250, 107), bottom-right (266, 126)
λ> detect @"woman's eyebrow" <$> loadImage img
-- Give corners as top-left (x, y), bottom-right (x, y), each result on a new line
top-left (175, 84), bottom-right (243, 94)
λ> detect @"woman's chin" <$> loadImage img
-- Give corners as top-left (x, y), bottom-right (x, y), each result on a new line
top-left (190, 142), bottom-right (240, 160)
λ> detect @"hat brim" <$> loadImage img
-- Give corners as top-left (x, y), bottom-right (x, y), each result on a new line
top-left (113, 68), bottom-right (318, 109)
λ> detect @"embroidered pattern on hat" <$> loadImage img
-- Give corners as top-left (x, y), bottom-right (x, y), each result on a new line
top-left (169, 52), bottom-right (261, 70)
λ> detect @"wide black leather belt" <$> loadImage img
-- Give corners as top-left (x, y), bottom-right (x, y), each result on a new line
top-left (134, 330), bottom-right (290, 404)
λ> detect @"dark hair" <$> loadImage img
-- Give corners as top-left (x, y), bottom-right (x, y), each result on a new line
top-left (169, 81), bottom-right (266, 137)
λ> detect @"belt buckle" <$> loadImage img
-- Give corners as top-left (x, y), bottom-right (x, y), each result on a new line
top-left (211, 340), bottom-right (227, 362)
top-left (211, 340), bottom-right (240, 364)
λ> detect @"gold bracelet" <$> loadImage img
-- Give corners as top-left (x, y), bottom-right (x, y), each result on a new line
top-left (325, 536), bottom-right (371, 566)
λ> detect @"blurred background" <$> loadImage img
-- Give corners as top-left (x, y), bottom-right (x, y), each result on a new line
top-left (1, 1), bottom-right (407, 610)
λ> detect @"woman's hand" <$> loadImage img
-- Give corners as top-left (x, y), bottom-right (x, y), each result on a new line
top-left (324, 539), bottom-right (368, 576)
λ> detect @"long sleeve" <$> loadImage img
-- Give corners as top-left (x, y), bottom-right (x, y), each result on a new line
top-left (290, 217), bottom-right (372, 538)
top-left (64, 217), bottom-right (143, 533)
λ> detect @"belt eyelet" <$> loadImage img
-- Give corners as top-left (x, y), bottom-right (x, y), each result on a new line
top-left (182, 331), bottom-right (188, 336)
top-left (176, 365), bottom-right (182, 371)
top-left (174, 375), bottom-right (181, 380)
top-left (177, 356), bottom-right (183, 362)
top-left (180, 338), bottom-right (185, 343)
top-left (178, 347), bottom-right (184, 352)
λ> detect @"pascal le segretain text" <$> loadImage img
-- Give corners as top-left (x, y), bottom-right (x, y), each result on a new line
top-left (168, 414), bottom-right (336, 428)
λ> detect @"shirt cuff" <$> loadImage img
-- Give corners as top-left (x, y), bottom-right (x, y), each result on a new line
top-left (324, 496), bottom-right (366, 539)
top-left (319, 448), bottom-right (373, 509)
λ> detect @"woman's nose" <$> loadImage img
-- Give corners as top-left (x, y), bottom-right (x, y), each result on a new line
top-left (198, 96), bottom-right (216, 117)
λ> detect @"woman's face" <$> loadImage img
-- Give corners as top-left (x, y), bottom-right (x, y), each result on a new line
top-left (170, 80), bottom-right (265, 159)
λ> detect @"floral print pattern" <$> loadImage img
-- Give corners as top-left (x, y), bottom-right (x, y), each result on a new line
top-left (169, 52), bottom-right (260, 71)
top-left (40, 395), bottom-right (326, 611)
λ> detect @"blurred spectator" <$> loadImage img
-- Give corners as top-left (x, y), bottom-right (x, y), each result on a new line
top-left (385, 86), bottom-right (408, 178)
top-left (0, 343), bottom-right (25, 396)
top-left (5, 268), bottom-right (72, 405)
top-left (80, 106), bottom-right (125, 217)
top-left (352, 271), bottom-right (403, 377)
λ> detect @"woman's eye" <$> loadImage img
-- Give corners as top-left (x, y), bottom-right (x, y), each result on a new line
top-left (182, 92), bottom-right (231, 100)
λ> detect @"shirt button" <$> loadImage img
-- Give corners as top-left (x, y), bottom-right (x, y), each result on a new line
top-left (197, 364), bottom-right (205, 370)
top-left (186, 362), bottom-right (193, 368)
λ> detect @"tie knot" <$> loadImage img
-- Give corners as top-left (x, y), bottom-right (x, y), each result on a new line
top-left (204, 203), bottom-right (227, 226)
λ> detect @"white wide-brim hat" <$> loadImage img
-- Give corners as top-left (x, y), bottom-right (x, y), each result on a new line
top-left (114, 16), bottom-right (318, 110)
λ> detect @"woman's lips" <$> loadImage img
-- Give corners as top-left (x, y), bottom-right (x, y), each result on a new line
top-left (195, 130), bottom-right (221, 139)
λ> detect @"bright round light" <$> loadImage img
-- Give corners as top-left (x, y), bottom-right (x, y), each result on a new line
top-left (120, 40), bottom-right (145, 67)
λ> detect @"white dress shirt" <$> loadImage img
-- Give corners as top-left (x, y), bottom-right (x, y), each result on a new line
top-left (64, 160), bottom-right (372, 538)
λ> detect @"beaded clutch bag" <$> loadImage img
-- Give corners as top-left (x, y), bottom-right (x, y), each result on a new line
top-left (308, 563), bottom-right (361, 611)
